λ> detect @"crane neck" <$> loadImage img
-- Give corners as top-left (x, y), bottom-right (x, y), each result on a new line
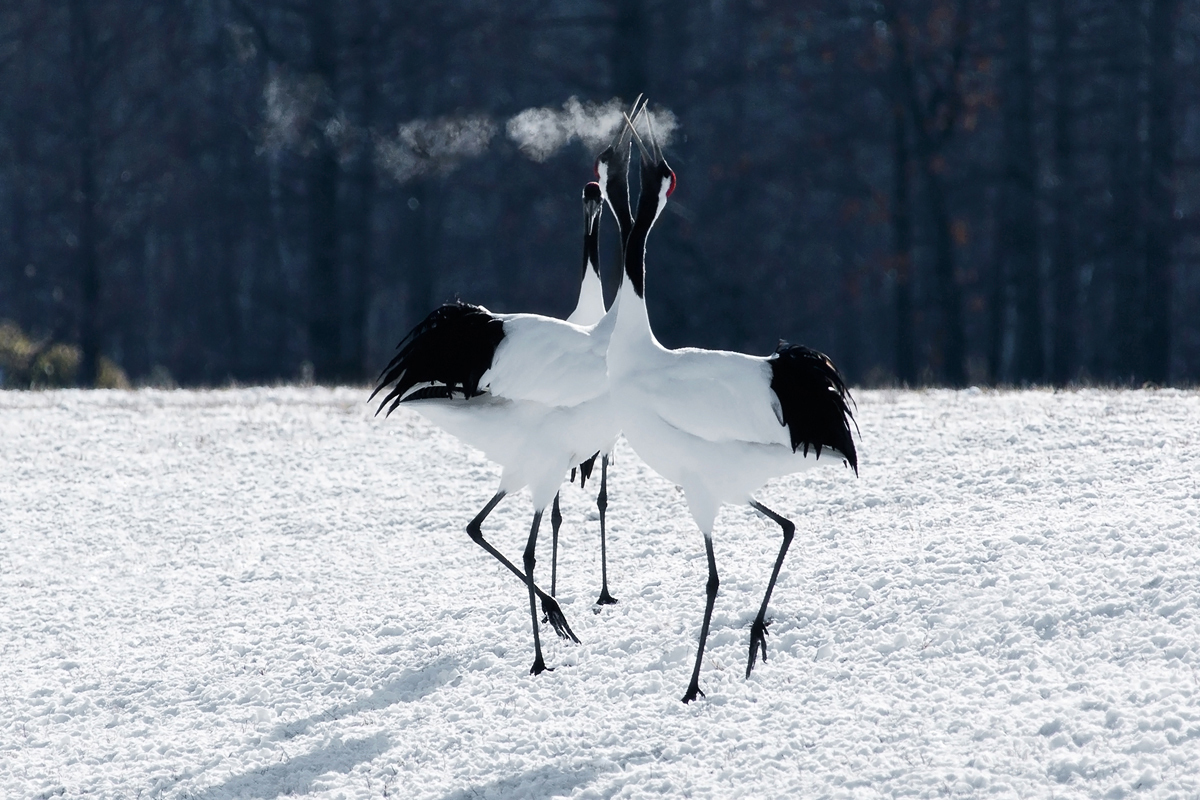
top-left (581, 214), bottom-right (600, 284)
top-left (623, 182), bottom-right (665, 300)
top-left (567, 266), bottom-right (605, 326)
top-left (612, 179), bottom-right (668, 349)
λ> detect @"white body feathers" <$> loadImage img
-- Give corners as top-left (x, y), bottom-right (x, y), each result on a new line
top-left (409, 302), bottom-right (619, 511)
top-left (606, 279), bottom-right (824, 534)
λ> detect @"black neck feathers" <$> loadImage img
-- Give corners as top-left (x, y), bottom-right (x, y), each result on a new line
top-left (608, 181), bottom-right (633, 251)
top-left (624, 164), bottom-right (669, 300)
top-left (602, 144), bottom-right (634, 248)
top-left (623, 223), bottom-right (648, 300)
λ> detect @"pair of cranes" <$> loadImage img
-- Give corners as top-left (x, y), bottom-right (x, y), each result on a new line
top-left (372, 100), bottom-right (858, 703)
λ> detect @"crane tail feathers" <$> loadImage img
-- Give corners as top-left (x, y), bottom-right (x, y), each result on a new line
top-left (768, 342), bottom-right (858, 475)
top-left (371, 301), bottom-right (505, 413)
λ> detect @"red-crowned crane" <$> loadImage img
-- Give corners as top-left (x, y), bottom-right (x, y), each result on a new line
top-left (546, 181), bottom-right (618, 606)
top-left (371, 133), bottom-right (640, 671)
top-left (606, 113), bottom-right (859, 702)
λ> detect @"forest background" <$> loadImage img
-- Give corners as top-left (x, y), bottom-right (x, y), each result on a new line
top-left (1, 0), bottom-right (1197, 389)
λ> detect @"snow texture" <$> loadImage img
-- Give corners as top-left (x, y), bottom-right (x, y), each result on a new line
top-left (2, 386), bottom-right (1199, 799)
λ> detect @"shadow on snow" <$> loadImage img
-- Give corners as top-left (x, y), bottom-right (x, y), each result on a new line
top-left (185, 732), bottom-right (391, 800)
top-left (273, 654), bottom-right (463, 740)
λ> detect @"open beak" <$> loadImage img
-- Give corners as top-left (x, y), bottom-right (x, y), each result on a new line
top-left (607, 94), bottom-right (642, 172)
top-left (625, 109), bottom-right (656, 166)
top-left (625, 101), bottom-right (675, 198)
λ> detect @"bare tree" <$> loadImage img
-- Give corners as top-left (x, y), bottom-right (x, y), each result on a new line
top-left (885, 0), bottom-right (972, 385)
top-left (68, 0), bottom-right (101, 386)
top-left (1144, 0), bottom-right (1181, 384)
top-left (1050, 0), bottom-right (1078, 385)
top-left (998, 0), bottom-right (1042, 383)
top-left (888, 33), bottom-right (917, 385)
top-left (1108, 0), bottom-right (1145, 382)
top-left (2, 0), bottom-right (1199, 387)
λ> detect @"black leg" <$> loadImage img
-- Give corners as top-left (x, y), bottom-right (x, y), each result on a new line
top-left (596, 455), bottom-right (617, 605)
top-left (746, 500), bottom-right (796, 678)
top-left (550, 492), bottom-right (562, 597)
top-left (682, 535), bottom-right (719, 703)
top-left (524, 510), bottom-right (547, 675)
top-left (465, 492), bottom-right (580, 644)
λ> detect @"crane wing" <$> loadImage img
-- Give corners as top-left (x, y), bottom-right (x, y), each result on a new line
top-left (631, 347), bottom-right (791, 448)
top-left (482, 313), bottom-right (607, 408)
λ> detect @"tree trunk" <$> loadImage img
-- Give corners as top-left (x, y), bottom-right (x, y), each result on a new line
top-left (1144, 0), bottom-right (1180, 384)
top-left (10, 119), bottom-right (32, 325)
top-left (342, 0), bottom-right (376, 380)
top-left (1109, 2), bottom-right (1144, 383)
top-left (890, 67), bottom-right (916, 385)
top-left (886, 0), bottom-right (969, 386)
top-left (399, 12), bottom-right (442, 337)
top-left (69, 0), bottom-right (100, 387)
top-left (1050, 0), bottom-right (1078, 385)
top-left (215, 38), bottom-right (244, 380)
top-left (306, 0), bottom-right (341, 382)
top-left (925, 168), bottom-right (966, 386)
top-left (1000, 0), bottom-right (1043, 384)
top-left (836, 233), bottom-right (861, 384)
top-left (405, 182), bottom-right (438, 331)
top-left (988, 187), bottom-right (1007, 383)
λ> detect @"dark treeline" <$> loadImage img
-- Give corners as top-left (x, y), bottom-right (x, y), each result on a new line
top-left (2, 0), bottom-right (1198, 387)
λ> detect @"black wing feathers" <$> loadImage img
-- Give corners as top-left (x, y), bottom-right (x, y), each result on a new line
top-left (768, 342), bottom-right (858, 475)
top-left (371, 302), bottom-right (505, 416)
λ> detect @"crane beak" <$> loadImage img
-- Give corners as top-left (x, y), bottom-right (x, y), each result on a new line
top-left (611, 96), bottom-right (642, 169)
top-left (614, 116), bottom-right (634, 158)
top-left (583, 191), bottom-right (603, 229)
top-left (621, 93), bottom-right (644, 150)
top-left (625, 99), bottom-right (665, 168)
top-left (596, 95), bottom-right (642, 182)
top-left (625, 111), bottom-right (653, 166)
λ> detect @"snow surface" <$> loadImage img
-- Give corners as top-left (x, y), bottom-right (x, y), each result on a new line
top-left (2, 386), bottom-right (1200, 799)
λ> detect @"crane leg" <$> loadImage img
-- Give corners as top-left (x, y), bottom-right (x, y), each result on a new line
top-left (549, 492), bottom-right (562, 597)
top-left (596, 455), bottom-right (617, 605)
top-left (465, 491), bottom-right (579, 644)
top-left (524, 510), bottom-right (547, 674)
top-left (682, 534), bottom-right (719, 703)
top-left (746, 500), bottom-right (796, 678)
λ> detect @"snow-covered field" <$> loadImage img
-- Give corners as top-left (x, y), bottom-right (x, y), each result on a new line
top-left (2, 387), bottom-right (1199, 799)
